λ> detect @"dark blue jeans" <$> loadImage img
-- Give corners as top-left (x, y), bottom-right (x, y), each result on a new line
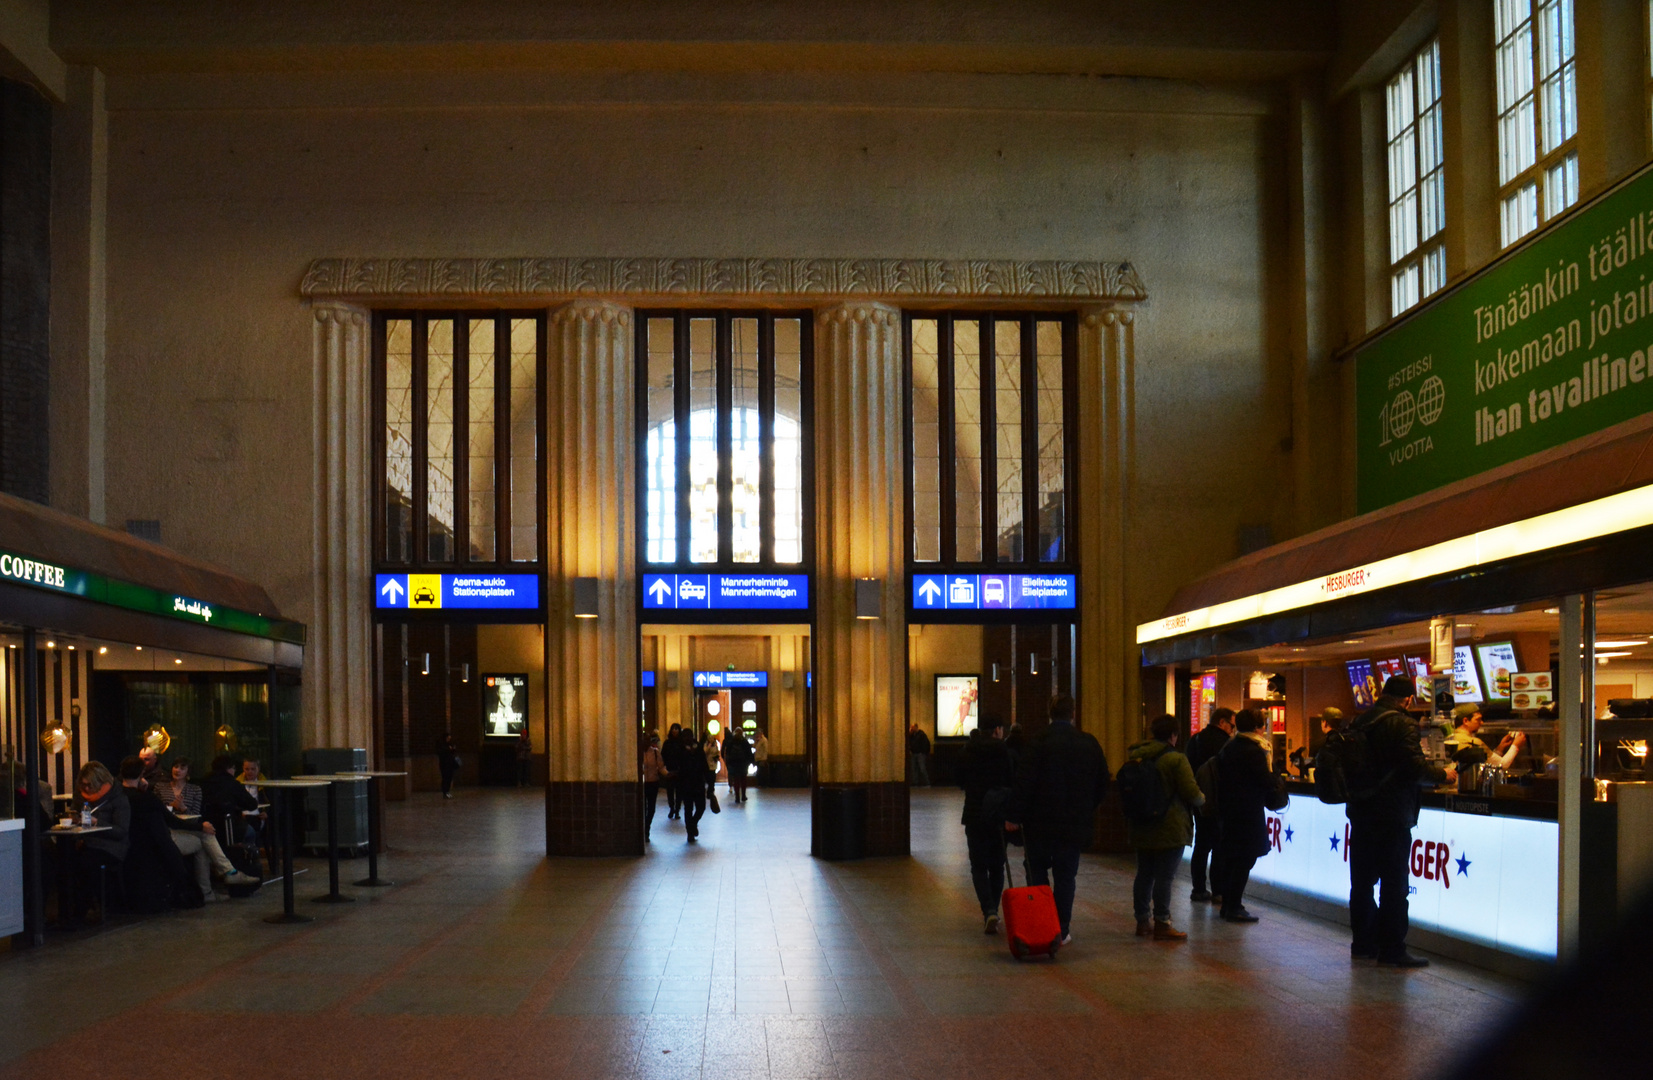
top-left (965, 822), bottom-right (1006, 917)
top-left (1349, 820), bottom-right (1412, 958)
top-left (1133, 847), bottom-right (1183, 922)
top-left (1025, 837), bottom-right (1082, 936)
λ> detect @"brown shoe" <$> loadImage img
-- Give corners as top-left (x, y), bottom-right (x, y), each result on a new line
top-left (1154, 921), bottom-right (1188, 941)
top-left (1135, 919), bottom-right (1153, 937)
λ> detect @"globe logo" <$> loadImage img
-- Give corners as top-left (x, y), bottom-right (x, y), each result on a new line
top-left (1416, 375), bottom-right (1444, 425)
top-left (1390, 389), bottom-right (1416, 437)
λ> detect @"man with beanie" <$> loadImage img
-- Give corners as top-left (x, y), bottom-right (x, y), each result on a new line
top-left (1346, 675), bottom-right (1455, 968)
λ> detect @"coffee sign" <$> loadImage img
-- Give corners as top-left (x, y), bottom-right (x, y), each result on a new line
top-left (1357, 162), bottom-right (1653, 512)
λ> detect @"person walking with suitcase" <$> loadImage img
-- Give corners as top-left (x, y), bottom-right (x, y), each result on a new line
top-left (1214, 709), bottom-right (1284, 924)
top-left (1121, 714), bottom-right (1204, 940)
top-left (1004, 696), bottom-right (1108, 946)
top-left (1185, 707), bottom-right (1233, 903)
top-left (957, 717), bottom-right (1015, 933)
top-left (1342, 675), bottom-right (1455, 967)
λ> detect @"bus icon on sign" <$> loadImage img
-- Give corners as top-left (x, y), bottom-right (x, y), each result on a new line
top-left (948, 578), bottom-right (975, 605)
top-left (983, 578), bottom-right (1005, 605)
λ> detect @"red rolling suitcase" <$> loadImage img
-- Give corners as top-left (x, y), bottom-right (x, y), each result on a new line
top-left (1001, 858), bottom-right (1062, 960)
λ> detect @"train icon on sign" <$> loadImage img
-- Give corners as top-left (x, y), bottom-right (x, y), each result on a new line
top-left (679, 580), bottom-right (708, 600)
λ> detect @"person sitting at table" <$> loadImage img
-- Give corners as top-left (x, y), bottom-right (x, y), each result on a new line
top-left (236, 759), bottom-right (270, 854)
top-left (70, 761), bottom-right (130, 920)
top-left (200, 754), bottom-right (264, 873)
top-left (115, 756), bottom-right (201, 910)
top-left (137, 746), bottom-right (162, 785)
top-left (1446, 704), bottom-right (1525, 768)
top-left (150, 757), bottom-right (204, 816)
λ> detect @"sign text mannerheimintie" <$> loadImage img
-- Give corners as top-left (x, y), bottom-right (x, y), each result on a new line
top-left (1357, 162), bottom-right (1653, 512)
top-left (641, 573), bottom-right (809, 611)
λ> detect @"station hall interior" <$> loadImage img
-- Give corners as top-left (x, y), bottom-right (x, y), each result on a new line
top-left (5, 2), bottom-right (1653, 1079)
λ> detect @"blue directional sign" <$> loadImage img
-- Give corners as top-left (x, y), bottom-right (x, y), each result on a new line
top-left (910, 573), bottom-right (1077, 612)
top-left (375, 573), bottom-right (541, 611)
top-left (641, 671), bottom-right (656, 688)
top-left (642, 573), bottom-right (809, 611)
top-left (693, 671), bottom-right (769, 688)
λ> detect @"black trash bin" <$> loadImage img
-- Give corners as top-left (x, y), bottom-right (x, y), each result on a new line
top-left (815, 786), bottom-right (866, 861)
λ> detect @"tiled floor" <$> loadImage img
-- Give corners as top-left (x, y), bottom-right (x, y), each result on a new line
top-left (0, 787), bottom-right (1527, 1079)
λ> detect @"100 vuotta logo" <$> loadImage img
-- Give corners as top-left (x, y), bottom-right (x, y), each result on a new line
top-left (1377, 352), bottom-right (1445, 466)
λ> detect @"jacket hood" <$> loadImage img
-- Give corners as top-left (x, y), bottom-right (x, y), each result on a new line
top-left (1127, 739), bottom-right (1171, 761)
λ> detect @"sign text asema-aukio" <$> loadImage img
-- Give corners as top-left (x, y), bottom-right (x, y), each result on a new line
top-left (1357, 163), bottom-right (1653, 513)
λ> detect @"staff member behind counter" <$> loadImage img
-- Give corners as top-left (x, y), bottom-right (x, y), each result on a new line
top-left (1445, 704), bottom-right (1525, 767)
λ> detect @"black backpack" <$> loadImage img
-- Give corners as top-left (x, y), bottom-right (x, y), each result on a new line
top-left (1117, 747), bottom-right (1174, 825)
top-left (1315, 708), bottom-right (1393, 805)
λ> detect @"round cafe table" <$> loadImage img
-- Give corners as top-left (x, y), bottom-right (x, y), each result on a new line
top-left (254, 779), bottom-right (328, 924)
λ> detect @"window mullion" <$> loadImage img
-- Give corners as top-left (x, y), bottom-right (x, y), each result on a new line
top-left (453, 318), bottom-right (470, 566)
top-left (674, 313), bottom-right (692, 566)
top-left (979, 318), bottom-right (998, 568)
top-left (411, 316), bottom-right (429, 568)
top-left (716, 313), bottom-right (734, 567)
top-left (494, 317), bottom-right (510, 569)
top-left (759, 314), bottom-right (776, 565)
top-left (938, 316), bottom-right (957, 566)
top-left (1020, 317), bottom-right (1039, 570)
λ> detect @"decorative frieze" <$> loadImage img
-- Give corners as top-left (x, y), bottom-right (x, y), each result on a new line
top-left (301, 257), bottom-right (1146, 303)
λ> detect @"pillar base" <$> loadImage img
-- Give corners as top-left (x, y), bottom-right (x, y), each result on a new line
top-left (545, 781), bottom-right (643, 856)
top-left (811, 782), bottom-right (909, 859)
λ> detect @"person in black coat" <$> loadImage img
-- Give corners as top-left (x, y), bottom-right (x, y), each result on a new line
top-left (437, 734), bottom-right (460, 798)
top-left (722, 730), bottom-right (754, 804)
top-left (1004, 696), bottom-right (1110, 944)
top-left (116, 756), bottom-right (200, 911)
top-left (1184, 707), bottom-right (1234, 902)
top-left (200, 755), bottom-right (261, 842)
top-left (674, 729), bottom-right (709, 843)
top-left (1214, 709), bottom-right (1276, 924)
top-left (957, 718), bottom-right (1015, 932)
top-left (661, 724), bottom-right (684, 819)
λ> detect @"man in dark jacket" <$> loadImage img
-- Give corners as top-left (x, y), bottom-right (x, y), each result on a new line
top-left (1005, 696), bottom-right (1109, 944)
top-left (200, 754), bottom-right (261, 844)
top-left (1347, 675), bottom-right (1455, 968)
top-left (1185, 706), bottom-right (1234, 902)
top-left (957, 718), bottom-right (1015, 933)
top-left (907, 724), bottom-right (932, 786)
top-left (1214, 710), bottom-right (1276, 924)
top-left (674, 729), bottom-right (709, 843)
top-left (116, 755), bottom-right (200, 911)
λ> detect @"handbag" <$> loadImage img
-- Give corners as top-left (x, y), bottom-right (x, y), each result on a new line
top-left (1264, 771), bottom-right (1289, 812)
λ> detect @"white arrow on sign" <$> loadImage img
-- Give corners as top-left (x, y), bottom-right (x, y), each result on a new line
top-left (917, 578), bottom-right (942, 605)
top-left (381, 578), bottom-right (405, 604)
top-left (647, 578), bottom-right (674, 604)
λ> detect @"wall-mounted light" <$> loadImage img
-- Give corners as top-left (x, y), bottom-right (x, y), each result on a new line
top-left (855, 578), bottom-right (882, 620)
top-left (98, 646), bottom-right (107, 654)
top-left (573, 577), bottom-right (601, 619)
top-left (422, 652), bottom-right (432, 676)
top-left (1029, 653), bottom-right (1039, 675)
top-left (665, 671), bottom-right (679, 690)
top-left (782, 672), bottom-right (796, 690)
top-left (991, 662), bottom-right (1000, 683)
top-left (461, 662), bottom-right (471, 683)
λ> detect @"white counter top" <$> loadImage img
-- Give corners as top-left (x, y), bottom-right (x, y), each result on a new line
top-left (0, 818), bottom-right (26, 833)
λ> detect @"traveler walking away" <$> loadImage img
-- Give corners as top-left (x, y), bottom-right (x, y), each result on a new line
top-left (1121, 714), bottom-right (1204, 941)
top-left (1185, 706), bottom-right (1234, 903)
top-left (437, 733), bottom-right (461, 798)
top-left (1005, 695), bottom-right (1109, 945)
top-left (642, 734), bottom-right (665, 841)
top-left (516, 728), bottom-right (534, 787)
top-left (663, 724), bottom-right (684, 819)
top-left (722, 729), bottom-right (754, 804)
top-left (703, 732), bottom-right (722, 812)
top-left (907, 723), bottom-right (932, 786)
top-left (957, 717), bottom-right (1015, 933)
top-left (676, 729), bottom-right (709, 842)
top-left (1342, 675), bottom-right (1455, 968)
top-left (1214, 710), bottom-right (1286, 924)
top-left (752, 727), bottom-right (769, 786)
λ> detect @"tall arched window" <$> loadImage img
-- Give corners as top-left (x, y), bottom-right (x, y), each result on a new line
top-left (638, 311), bottom-right (812, 568)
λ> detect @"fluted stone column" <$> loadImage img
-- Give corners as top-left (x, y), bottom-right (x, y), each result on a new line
top-left (1076, 306), bottom-right (1137, 772)
top-left (309, 301), bottom-right (373, 753)
top-left (813, 301), bottom-right (908, 857)
top-left (543, 299), bottom-right (640, 856)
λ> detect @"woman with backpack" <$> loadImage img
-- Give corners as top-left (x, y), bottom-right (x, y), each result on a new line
top-left (1120, 714), bottom-right (1205, 941)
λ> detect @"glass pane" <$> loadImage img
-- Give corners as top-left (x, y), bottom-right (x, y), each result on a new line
top-left (953, 321), bottom-right (983, 563)
top-left (384, 319), bottom-right (414, 563)
top-left (731, 318), bottom-right (761, 563)
top-left (1545, 153), bottom-right (1579, 219)
top-left (1421, 246), bottom-right (1446, 297)
top-left (1502, 182), bottom-right (1539, 246)
top-left (426, 320), bottom-right (456, 562)
top-left (1035, 322), bottom-right (1064, 563)
top-left (646, 317), bottom-right (678, 564)
top-left (688, 318), bottom-right (719, 563)
top-left (509, 318), bottom-right (538, 562)
top-left (994, 320), bottom-right (1023, 563)
top-left (774, 318), bottom-right (804, 564)
top-left (467, 319), bottom-right (496, 562)
top-left (910, 319), bottom-right (941, 563)
top-left (1392, 263), bottom-right (1420, 315)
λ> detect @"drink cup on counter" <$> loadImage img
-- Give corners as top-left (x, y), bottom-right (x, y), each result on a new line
top-left (57, 816), bottom-right (74, 828)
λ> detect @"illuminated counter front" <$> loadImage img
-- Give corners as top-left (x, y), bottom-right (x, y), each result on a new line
top-left (1235, 792), bottom-right (1558, 961)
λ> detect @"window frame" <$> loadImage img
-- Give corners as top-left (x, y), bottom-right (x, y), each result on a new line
top-left (371, 310), bottom-right (547, 573)
top-left (902, 310), bottom-right (1079, 574)
top-left (1385, 36), bottom-right (1446, 317)
top-left (632, 308), bottom-right (815, 573)
top-left (1495, 0), bottom-right (1579, 247)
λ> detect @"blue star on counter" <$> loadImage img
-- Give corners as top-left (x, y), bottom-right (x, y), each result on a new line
top-left (1455, 853), bottom-right (1471, 877)
top-left (1283, 825), bottom-right (1294, 843)
top-left (1329, 834), bottom-right (1339, 852)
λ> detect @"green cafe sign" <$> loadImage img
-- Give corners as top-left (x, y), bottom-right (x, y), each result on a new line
top-left (0, 547), bottom-right (303, 644)
top-left (1357, 162), bottom-right (1653, 513)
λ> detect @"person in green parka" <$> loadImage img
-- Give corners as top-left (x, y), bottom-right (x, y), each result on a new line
top-left (1125, 714), bottom-right (1206, 941)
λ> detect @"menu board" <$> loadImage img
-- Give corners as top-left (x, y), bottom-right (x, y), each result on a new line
top-left (1346, 659), bottom-right (1379, 708)
top-left (1451, 646), bottom-right (1484, 704)
top-left (1373, 657), bottom-right (1406, 686)
top-left (1475, 641), bottom-right (1519, 703)
top-left (1405, 655), bottom-right (1432, 685)
top-left (1193, 671), bottom-right (1217, 730)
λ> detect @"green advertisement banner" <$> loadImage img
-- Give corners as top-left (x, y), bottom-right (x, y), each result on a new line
top-left (1356, 163), bottom-right (1653, 513)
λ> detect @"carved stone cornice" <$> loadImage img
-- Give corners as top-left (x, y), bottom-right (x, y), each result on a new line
top-left (300, 257), bottom-right (1146, 303)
